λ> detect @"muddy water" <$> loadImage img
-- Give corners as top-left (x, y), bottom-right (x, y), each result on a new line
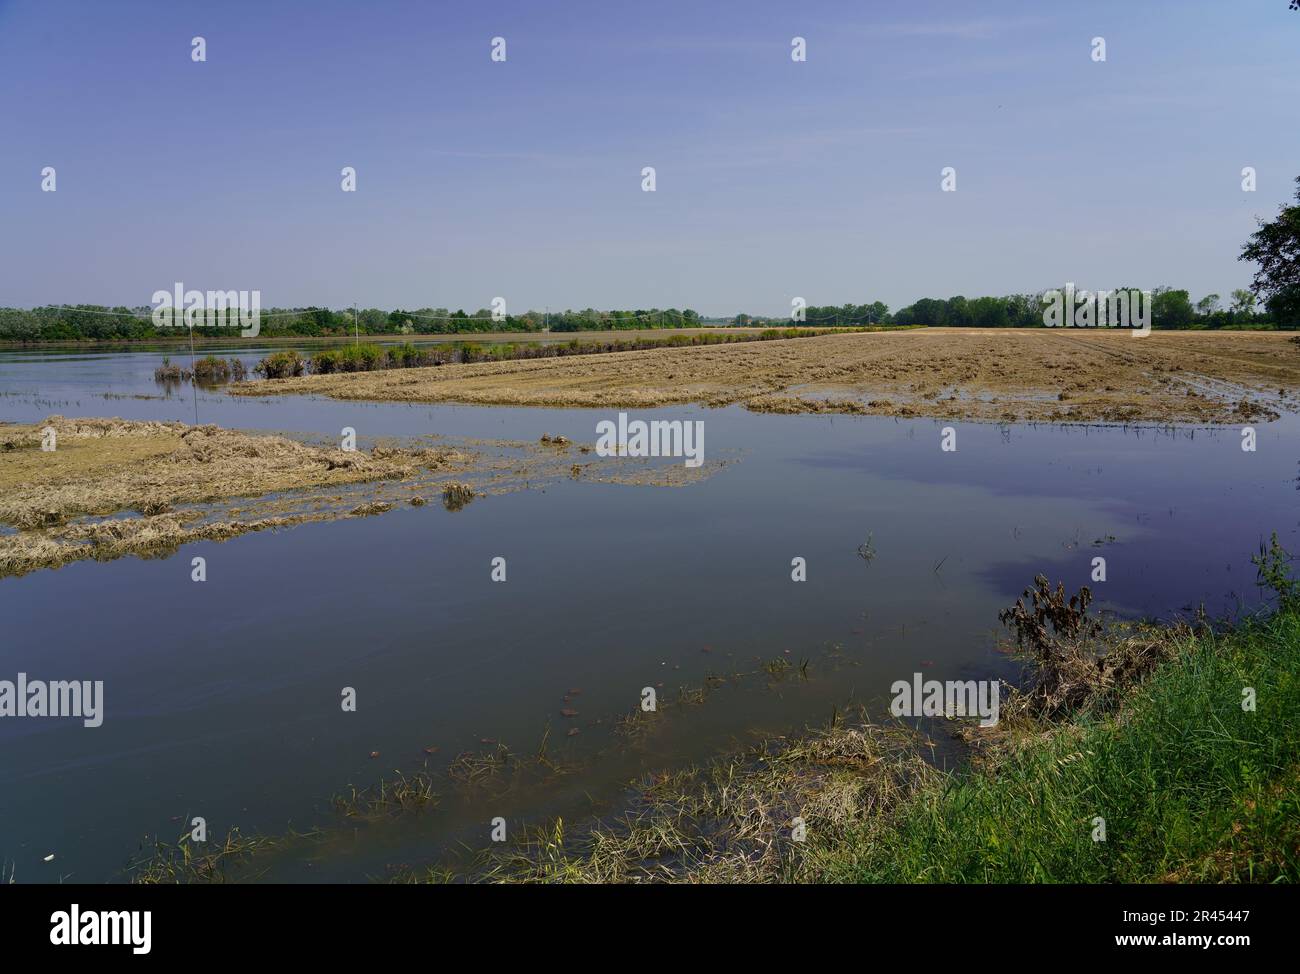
top-left (0, 347), bottom-right (1295, 882)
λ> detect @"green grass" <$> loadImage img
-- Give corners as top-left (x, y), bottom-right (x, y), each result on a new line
top-left (818, 606), bottom-right (1300, 883)
top-left (253, 349), bottom-right (305, 379)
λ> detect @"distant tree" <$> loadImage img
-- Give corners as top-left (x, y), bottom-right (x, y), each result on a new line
top-left (944, 295), bottom-right (971, 327)
top-left (1230, 289), bottom-right (1256, 314)
top-left (1195, 294), bottom-right (1221, 316)
top-left (912, 297), bottom-right (946, 326)
top-left (1152, 287), bottom-right (1195, 329)
top-left (1240, 176), bottom-right (1300, 326)
top-left (968, 295), bottom-right (1009, 328)
top-left (865, 300), bottom-right (890, 324)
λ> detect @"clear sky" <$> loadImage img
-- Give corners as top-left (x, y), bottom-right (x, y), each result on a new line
top-left (0, 0), bottom-right (1296, 317)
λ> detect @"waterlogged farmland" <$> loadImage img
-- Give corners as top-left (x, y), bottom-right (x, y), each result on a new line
top-left (0, 344), bottom-right (1296, 882)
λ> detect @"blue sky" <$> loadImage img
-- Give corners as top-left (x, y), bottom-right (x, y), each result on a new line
top-left (0, 0), bottom-right (1296, 316)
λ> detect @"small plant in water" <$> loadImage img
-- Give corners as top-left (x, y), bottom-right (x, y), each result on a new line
top-left (1253, 532), bottom-right (1298, 610)
top-left (998, 574), bottom-right (1100, 656)
top-left (764, 657), bottom-right (790, 679)
top-left (442, 482), bottom-right (475, 511)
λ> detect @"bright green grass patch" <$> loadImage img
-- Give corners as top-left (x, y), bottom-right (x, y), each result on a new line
top-left (820, 608), bottom-right (1300, 883)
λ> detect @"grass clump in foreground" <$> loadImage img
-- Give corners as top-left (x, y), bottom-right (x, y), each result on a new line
top-left (832, 538), bottom-right (1298, 884)
top-left (129, 828), bottom-right (295, 884)
top-left (487, 541), bottom-right (1300, 883)
top-left (484, 721), bottom-right (937, 884)
top-left (129, 771), bottom-right (441, 882)
top-left (824, 611), bottom-right (1299, 883)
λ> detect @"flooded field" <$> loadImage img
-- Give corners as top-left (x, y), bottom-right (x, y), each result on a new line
top-left (1, 344), bottom-right (1296, 882)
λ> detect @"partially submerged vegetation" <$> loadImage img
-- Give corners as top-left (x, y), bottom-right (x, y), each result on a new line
top-left (310, 342), bottom-right (447, 373)
top-left (333, 772), bottom-right (440, 821)
top-left (123, 544), bottom-right (1300, 884)
top-left (818, 545), bottom-right (1300, 883)
top-left (233, 329), bottom-right (1300, 424)
top-left (441, 481), bottom-right (476, 511)
top-left (129, 828), bottom-right (305, 885)
top-left (484, 549), bottom-right (1299, 883)
top-left (485, 720), bottom-right (934, 883)
top-left (254, 350), bottom-right (306, 379)
top-left (153, 355), bottom-right (247, 384)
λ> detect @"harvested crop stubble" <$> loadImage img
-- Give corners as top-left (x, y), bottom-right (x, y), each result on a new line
top-left (0, 417), bottom-right (728, 576)
top-left (0, 417), bottom-right (471, 575)
top-left (232, 329), bottom-right (1300, 424)
top-left (0, 416), bottom-right (464, 529)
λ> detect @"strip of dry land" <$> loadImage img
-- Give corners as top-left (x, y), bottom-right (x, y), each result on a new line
top-left (232, 328), bottom-right (1300, 424)
top-left (0, 416), bottom-right (721, 576)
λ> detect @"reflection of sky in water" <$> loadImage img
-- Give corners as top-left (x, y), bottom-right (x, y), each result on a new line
top-left (1, 348), bottom-right (1295, 880)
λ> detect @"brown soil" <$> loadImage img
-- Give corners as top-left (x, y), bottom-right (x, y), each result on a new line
top-left (231, 328), bottom-right (1300, 424)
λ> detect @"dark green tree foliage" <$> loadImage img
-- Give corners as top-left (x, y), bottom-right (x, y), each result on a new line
top-left (1151, 288), bottom-right (1195, 329)
top-left (0, 305), bottom-right (704, 342)
top-left (890, 294), bottom-right (1042, 328)
top-left (1240, 176), bottom-right (1300, 327)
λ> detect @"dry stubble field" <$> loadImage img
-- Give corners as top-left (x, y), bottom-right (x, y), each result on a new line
top-left (232, 328), bottom-right (1300, 424)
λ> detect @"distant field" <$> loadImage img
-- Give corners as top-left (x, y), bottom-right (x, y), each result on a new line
top-left (233, 327), bottom-right (1300, 425)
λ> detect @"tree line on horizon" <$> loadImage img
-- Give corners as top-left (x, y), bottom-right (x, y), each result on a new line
top-left (5, 177), bottom-right (1298, 342)
top-left (0, 306), bottom-right (708, 342)
top-left (0, 287), bottom-right (1282, 342)
top-left (739, 286), bottom-right (1278, 330)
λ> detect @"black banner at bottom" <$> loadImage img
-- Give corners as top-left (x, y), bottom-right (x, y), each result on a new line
top-left (0, 882), bottom-right (1284, 959)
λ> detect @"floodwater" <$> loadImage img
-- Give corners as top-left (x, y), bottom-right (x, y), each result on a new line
top-left (0, 345), bottom-right (1295, 882)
